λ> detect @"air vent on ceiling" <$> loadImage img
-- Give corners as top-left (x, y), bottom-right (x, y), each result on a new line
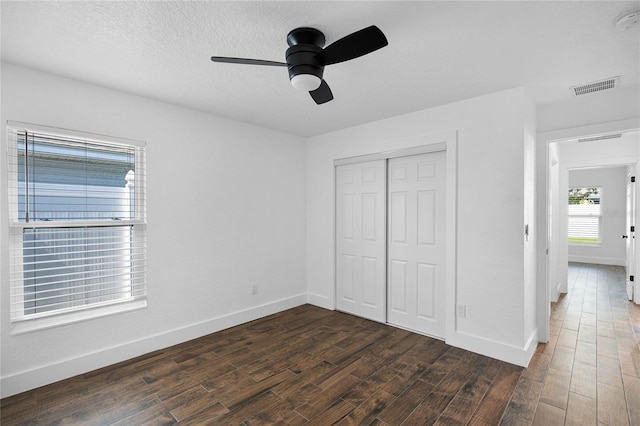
top-left (578, 134), bottom-right (622, 143)
top-left (571, 76), bottom-right (619, 96)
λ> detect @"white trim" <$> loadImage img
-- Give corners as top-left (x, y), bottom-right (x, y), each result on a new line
top-left (11, 298), bottom-right (147, 335)
top-left (541, 139), bottom-right (550, 341)
top-left (10, 219), bottom-right (145, 229)
top-left (333, 141), bottom-right (447, 166)
top-left (524, 328), bottom-right (539, 365)
top-left (307, 292), bottom-right (333, 309)
top-left (330, 167), bottom-right (337, 311)
top-left (450, 328), bottom-right (538, 367)
top-left (568, 256), bottom-right (625, 266)
top-left (539, 118), bottom-right (640, 345)
top-left (445, 132), bottom-right (458, 348)
top-left (0, 294), bottom-right (307, 398)
top-left (563, 156), bottom-right (640, 169)
top-left (538, 118), bottom-right (639, 144)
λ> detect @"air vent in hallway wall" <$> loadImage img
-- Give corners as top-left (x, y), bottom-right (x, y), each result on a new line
top-left (577, 134), bottom-right (622, 143)
top-left (571, 76), bottom-right (619, 96)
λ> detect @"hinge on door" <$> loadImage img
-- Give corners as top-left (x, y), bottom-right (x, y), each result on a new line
top-left (632, 226), bottom-right (636, 232)
top-left (631, 275), bottom-right (635, 282)
top-left (632, 176), bottom-right (636, 183)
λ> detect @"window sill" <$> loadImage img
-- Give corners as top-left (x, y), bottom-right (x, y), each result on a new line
top-left (10, 299), bottom-right (147, 335)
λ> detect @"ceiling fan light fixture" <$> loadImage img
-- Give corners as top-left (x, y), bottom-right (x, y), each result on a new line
top-left (209, 25), bottom-right (388, 104)
top-left (615, 8), bottom-right (640, 31)
top-left (291, 74), bottom-right (322, 91)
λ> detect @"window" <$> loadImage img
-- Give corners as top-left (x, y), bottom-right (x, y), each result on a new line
top-left (568, 187), bottom-right (601, 244)
top-left (7, 122), bottom-right (146, 324)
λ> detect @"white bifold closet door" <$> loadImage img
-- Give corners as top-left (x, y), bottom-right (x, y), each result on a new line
top-left (387, 152), bottom-right (446, 337)
top-left (335, 160), bottom-right (387, 322)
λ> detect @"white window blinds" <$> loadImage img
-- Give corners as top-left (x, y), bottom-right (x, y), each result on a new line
top-left (7, 123), bottom-right (147, 321)
top-left (568, 187), bottom-right (601, 244)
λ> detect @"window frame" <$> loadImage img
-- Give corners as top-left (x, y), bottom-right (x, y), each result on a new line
top-left (6, 121), bottom-right (147, 333)
top-left (567, 186), bottom-right (602, 246)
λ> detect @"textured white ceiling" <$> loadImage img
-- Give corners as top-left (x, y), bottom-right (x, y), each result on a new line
top-left (2, 1), bottom-right (639, 137)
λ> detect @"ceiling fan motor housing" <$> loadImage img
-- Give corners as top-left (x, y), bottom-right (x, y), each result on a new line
top-left (210, 24), bottom-right (387, 104)
top-left (286, 28), bottom-right (326, 82)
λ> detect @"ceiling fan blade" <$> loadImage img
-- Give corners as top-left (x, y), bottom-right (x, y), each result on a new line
top-left (315, 26), bottom-right (388, 66)
top-left (310, 80), bottom-right (334, 104)
top-left (210, 56), bottom-right (287, 67)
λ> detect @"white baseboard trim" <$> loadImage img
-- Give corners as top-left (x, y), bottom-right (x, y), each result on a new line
top-left (0, 294), bottom-right (307, 398)
top-left (551, 285), bottom-right (560, 303)
top-left (307, 292), bottom-right (334, 310)
top-left (448, 328), bottom-right (538, 367)
top-left (568, 256), bottom-right (625, 266)
top-left (525, 329), bottom-right (540, 361)
top-left (556, 281), bottom-right (565, 298)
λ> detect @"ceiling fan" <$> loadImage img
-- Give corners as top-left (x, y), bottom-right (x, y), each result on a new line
top-left (210, 25), bottom-right (388, 105)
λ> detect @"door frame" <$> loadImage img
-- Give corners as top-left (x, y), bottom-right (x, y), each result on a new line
top-left (333, 131), bottom-right (458, 343)
top-left (538, 119), bottom-right (640, 343)
top-left (626, 165), bottom-right (636, 301)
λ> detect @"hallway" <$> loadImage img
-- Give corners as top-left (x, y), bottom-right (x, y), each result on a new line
top-left (502, 263), bottom-right (640, 425)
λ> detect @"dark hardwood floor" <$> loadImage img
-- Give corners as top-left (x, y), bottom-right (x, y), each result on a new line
top-left (1, 304), bottom-right (522, 425)
top-left (3, 263), bottom-right (639, 425)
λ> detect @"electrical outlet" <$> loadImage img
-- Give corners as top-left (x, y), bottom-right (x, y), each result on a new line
top-left (251, 283), bottom-right (258, 295)
top-left (456, 304), bottom-right (466, 318)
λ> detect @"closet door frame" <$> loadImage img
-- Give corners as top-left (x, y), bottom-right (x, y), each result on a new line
top-left (333, 131), bottom-right (458, 343)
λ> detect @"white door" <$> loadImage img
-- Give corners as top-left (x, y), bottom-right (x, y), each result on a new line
top-left (335, 160), bottom-right (386, 322)
top-left (387, 151), bottom-right (446, 338)
top-left (626, 167), bottom-right (636, 301)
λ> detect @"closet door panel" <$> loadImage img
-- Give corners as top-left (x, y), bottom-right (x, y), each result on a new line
top-left (335, 160), bottom-right (386, 322)
top-left (387, 151), bottom-right (446, 337)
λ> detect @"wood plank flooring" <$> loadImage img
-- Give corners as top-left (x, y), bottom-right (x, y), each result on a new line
top-left (502, 263), bottom-right (640, 425)
top-left (1, 305), bottom-right (521, 425)
top-left (4, 262), bottom-right (637, 425)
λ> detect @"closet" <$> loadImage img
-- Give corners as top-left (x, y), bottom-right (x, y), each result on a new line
top-left (336, 149), bottom-right (447, 338)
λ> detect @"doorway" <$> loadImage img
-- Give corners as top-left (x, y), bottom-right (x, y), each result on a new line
top-left (543, 128), bottom-right (640, 342)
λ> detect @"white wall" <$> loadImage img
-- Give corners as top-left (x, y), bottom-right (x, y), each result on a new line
top-left (306, 87), bottom-right (537, 366)
top-left (538, 86), bottom-right (640, 134)
top-left (1, 62), bottom-right (636, 399)
top-left (567, 167), bottom-right (627, 265)
top-left (0, 63), bottom-right (308, 397)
